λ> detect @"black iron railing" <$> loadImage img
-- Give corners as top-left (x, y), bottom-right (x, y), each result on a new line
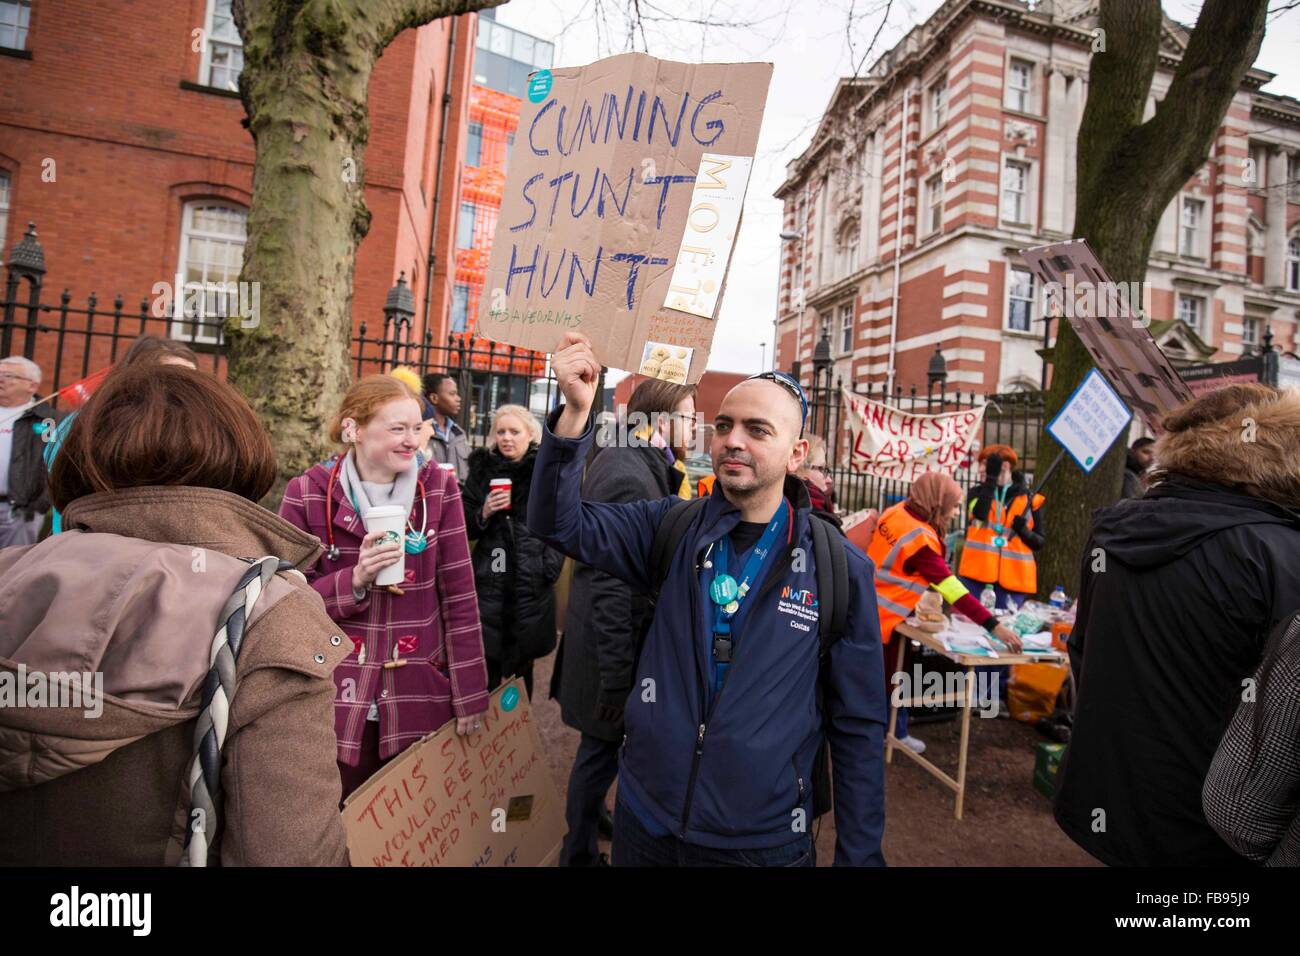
top-left (1, 222), bottom-right (581, 447)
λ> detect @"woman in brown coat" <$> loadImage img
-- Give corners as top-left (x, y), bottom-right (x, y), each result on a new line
top-left (0, 365), bottom-right (350, 866)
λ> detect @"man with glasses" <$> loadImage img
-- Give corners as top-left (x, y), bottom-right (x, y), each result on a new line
top-left (797, 433), bottom-right (839, 527)
top-left (530, 333), bottom-right (886, 866)
top-left (0, 356), bottom-right (59, 548)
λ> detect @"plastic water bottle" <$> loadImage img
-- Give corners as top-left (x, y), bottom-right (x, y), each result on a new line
top-left (1049, 585), bottom-right (1068, 610)
top-left (980, 585), bottom-right (997, 611)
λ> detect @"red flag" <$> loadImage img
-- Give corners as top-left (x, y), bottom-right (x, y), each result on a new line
top-left (56, 366), bottom-right (111, 407)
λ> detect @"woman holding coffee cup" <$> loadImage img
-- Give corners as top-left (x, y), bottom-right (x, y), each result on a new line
top-left (462, 404), bottom-right (563, 698)
top-left (280, 375), bottom-right (489, 799)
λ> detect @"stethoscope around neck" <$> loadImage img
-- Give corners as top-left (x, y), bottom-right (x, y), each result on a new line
top-left (322, 453), bottom-right (428, 562)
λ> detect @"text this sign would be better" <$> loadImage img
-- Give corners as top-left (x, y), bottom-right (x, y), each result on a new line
top-left (1046, 367), bottom-right (1132, 474)
top-left (341, 679), bottom-right (564, 867)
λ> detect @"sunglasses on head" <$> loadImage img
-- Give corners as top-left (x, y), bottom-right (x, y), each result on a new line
top-left (745, 370), bottom-right (808, 437)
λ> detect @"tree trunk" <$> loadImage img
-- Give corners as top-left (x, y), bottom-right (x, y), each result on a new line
top-left (226, 0), bottom-right (501, 505)
top-left (1033, 0), bottom-right (1268, 598)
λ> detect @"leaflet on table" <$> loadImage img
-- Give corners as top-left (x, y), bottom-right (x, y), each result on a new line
top-left (938, 619), bottom-right (1056, 656)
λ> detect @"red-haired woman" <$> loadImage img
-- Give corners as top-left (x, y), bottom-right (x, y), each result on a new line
top-left (279, 375), bottom-right (489, 799)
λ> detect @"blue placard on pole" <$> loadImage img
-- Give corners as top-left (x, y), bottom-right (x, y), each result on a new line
top-left (1046, 368), bottom-right (1133, 474)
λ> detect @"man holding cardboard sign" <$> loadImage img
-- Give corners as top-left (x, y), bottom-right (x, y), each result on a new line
top-left (528, 332), bottom-right (887, 867)
top-left (479, 52), bottom-right (772, 384)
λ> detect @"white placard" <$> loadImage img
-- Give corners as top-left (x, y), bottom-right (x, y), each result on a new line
top-left (663, 153), bottom-right (753, 319)
top-left (1046, 368), bottom-right (1132, 474)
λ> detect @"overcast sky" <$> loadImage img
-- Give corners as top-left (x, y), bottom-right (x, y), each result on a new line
top-left (491, 0), bottom-right (1300, 379)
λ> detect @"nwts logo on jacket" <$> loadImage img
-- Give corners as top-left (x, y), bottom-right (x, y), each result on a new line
top-left (778, 585), bottom-right (819, 633)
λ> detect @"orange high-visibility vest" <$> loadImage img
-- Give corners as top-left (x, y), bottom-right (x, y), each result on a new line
top-left (866, 501), bottom-right (943, 643)
top-left (697, 475), bottom-right (716, 498)
top-left (957, 491), bottom-right (1045, 593)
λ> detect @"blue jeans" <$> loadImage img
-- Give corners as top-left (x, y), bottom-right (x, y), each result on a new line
top-left (559, 733), bottom-right (620, 867)
top-left (612, 795), bottom-right (815, 867)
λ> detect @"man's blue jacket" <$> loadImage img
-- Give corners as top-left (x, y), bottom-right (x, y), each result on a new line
top-left (528, 410), bottom-right (887, 865)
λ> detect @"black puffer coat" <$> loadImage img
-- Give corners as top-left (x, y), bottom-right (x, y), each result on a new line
top-left (462, 445), bottom-right (563, 667)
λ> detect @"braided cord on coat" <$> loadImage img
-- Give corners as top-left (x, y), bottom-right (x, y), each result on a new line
top-left (180, 557), bottom-right (305, 867)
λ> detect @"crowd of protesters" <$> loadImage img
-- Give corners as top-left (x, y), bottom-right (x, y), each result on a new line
top-left (2, 338), bottom-right (1300, 868)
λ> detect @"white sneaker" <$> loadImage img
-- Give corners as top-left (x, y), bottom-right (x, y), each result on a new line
top-left (900, 735), bottom-right (927, 754)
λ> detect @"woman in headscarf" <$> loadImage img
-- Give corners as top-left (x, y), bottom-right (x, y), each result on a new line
top-left (867, 471), bottom-right (1021, 753)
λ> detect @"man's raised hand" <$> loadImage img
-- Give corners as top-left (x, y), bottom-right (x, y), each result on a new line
top-left (553, 332), bottom-right (599, 437)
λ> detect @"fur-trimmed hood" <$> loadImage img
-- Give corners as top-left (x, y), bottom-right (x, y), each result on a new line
top-left (1153, 385), bottom-right (1300, 510)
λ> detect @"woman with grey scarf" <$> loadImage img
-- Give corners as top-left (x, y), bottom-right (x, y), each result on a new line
top-left (279, 375), bottom-right (490, 799)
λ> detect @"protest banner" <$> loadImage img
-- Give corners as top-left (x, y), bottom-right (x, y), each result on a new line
top-left (842, 388), bottom-right (985, 481)
top-left (341, 679), bottom-right (564, 867)
top-left (1046, 368), bottom-right (1132, 474)
top-left (478, 52), bottom-right (773, 384)
top-left (1019, 239), bottom-right (1193, 431)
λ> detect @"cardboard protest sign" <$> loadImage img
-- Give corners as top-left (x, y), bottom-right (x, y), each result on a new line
top-left (478, 52), bottom-right (773, 384)
top-left (342, 679), bottom-right (563, 867)
top-left (1020, 239), bottom-right (1193, 431)
top-left (842, 388), bottom-right (985, 481)
top-left (1046, 368), bottom-right (1132, 474)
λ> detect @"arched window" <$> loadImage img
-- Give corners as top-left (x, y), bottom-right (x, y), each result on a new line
top-left (175, 201), bottom-right (248, 344)
top-left (1287, 237), bottom-right (1300, 292)
top-left (837, 218), bottom-right (859, 277)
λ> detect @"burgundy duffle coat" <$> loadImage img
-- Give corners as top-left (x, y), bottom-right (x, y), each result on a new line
top-left (280, 457), bottom-right (489, 766)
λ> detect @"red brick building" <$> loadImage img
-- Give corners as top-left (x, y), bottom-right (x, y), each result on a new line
top-left (0, 0), bottom-right (480, 379)
top-left (451, 12), bottom-right (555, 337)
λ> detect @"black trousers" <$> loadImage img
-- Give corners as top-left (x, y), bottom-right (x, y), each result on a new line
top-left (559, 732), bottom-right (620, 866)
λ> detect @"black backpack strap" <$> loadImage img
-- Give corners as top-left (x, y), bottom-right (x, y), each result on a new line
top-left (809, 513), bottom-right (849, 655)
top-left (808, 513), bottom-right (849, 819)
top-left (648, 497), bottom-right (708, 597)
top-left (629, 496), bottom-right (708, 682)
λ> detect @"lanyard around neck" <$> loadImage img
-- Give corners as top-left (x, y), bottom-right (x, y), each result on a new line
top-left (711, 501), bottom-right (790, 614)
top-left (991, 483), bottom-right (1012, 528)
top-left (708, 500), bottom-right (791, 693)
top-left (323, 454), bottom-right (429, 559)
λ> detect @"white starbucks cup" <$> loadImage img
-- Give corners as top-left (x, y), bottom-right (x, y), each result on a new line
top-left (364, 505), bottom-right (407, 587)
